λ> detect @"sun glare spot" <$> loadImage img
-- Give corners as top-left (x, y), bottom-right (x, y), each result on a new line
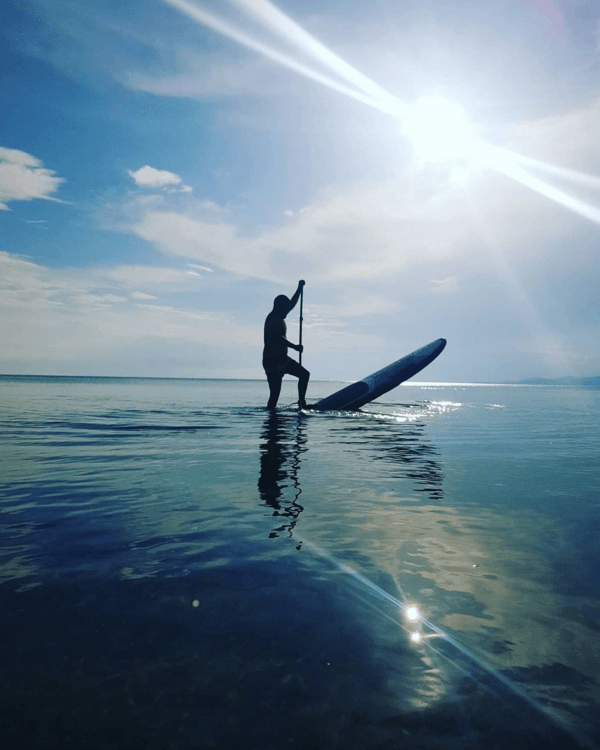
top-left (406, 605), bottom-right (420, 622)
top-left (401, 96), bottom-right (477, 163)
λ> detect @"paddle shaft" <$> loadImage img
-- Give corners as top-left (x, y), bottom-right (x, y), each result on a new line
top-left (298, 286), bottom-right (304, 367)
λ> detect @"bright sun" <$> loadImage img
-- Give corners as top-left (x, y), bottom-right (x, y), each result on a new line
top-left (401, 95), bottom-right (477, 163)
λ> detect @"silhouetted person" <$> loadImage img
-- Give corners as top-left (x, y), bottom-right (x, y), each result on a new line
top-left (263, 280), bottom-right (310, 409)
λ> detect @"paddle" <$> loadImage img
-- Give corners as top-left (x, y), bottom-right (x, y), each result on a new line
top-left (298, 281), bottom-right (304, 367)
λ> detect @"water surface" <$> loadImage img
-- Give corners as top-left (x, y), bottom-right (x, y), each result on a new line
top-left (1, 375), bottom-right (599, 748)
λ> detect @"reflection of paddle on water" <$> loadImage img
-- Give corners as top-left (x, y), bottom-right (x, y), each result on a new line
top-left (257, 411), bottom-right (307, 546)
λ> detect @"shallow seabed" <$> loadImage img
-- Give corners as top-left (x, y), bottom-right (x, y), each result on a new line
top-left (1, 376), bottom-right (599, 749)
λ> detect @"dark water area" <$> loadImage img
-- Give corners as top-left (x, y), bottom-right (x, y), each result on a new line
top-left (1, 376), bottom-right (599, 749)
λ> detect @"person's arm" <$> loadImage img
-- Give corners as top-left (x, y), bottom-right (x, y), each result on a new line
top-left (282, 326), bottom-right (303, 352)
top-left (285, 340), bottom-right (303, 353)
top-left (287, 280), bottom-right (305, 312)
top-left (286, 280), bottom-right (305, 352)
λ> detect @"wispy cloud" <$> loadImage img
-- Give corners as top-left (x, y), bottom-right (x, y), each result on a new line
top-left (100, 263), bottom-right (209, 289)
top-left (121, 161), bottom-right (578, 286)
top-left (104, 94), bottom-right (599, 290)
top-left (129, 209), bottom-right (255, 276)
top-left (431, 276), bottom-right (459, 294)
top-left (123, 49), bottom-right (284, 98)
top-left (0, 147), bottom-right (65, 209)
top-left (0, 251), bottom-right (259, 375)
top-left (131, 291), bottom-right (158, 300)
top-left (17, 0), bottom-right (299, 101)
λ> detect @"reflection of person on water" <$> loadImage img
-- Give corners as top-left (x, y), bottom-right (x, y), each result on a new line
top-left (263, 280), bottom-right (310, 409)
top-left (257, 411), bottom-right (305, 543)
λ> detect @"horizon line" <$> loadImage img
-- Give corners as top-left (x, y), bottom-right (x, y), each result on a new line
top-left (1, 373), bottom-right (599, 387)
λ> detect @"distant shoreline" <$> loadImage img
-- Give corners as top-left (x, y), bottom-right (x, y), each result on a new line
top-left (513, 376), bottom-right (600, 387)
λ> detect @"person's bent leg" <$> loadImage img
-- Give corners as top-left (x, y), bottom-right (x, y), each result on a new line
top-left (266, 372), bottom-right (283, 409)
top-left (284, 358), bottom-right (310, 408)
top-left (298, 367), bottom-right (309, 409)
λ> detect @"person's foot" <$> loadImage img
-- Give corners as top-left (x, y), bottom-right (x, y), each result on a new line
top-left (298, 400), bottom-right (307, 410)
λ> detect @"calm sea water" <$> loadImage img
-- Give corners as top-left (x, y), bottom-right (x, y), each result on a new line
top-left (1, 375), bottom-right (599, 749)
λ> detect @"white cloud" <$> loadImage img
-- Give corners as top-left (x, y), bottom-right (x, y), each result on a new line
top-left (0, 147), bottom-right (65, 209)
top-left (128, 165), bottom-right (191, 191)
top-left (0, 249), bottom-right (395, 379)
top-left (0, 251), bottom-right (260, 375)
top-left (118, 170), bottom-right (476, 285)
top-left (0, 147), bottom-right (41, 169)
top-left (130, 210), bottom-right (259, 274)
top-left (122, 168), bottom-right (542, 285)
top-left (118, 95), bottom-right (600, 288)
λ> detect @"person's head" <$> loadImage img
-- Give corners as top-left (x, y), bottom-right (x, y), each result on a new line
top-left (273, 294), bottom-right (291, 317)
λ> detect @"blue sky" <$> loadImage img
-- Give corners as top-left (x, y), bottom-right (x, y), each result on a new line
top-left (2, 0), bottom-right (600, 382)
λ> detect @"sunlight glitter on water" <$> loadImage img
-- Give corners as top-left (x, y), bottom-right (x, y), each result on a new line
top-left (379, 400), bottom-right (464, 422)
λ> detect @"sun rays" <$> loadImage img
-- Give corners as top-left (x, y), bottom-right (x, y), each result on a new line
top-left (160, 0), bottom-right (600, 231)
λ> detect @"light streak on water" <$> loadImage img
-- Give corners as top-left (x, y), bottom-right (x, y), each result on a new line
top-left (302, 538), bottom-right (596, 749)
top-left (160, 0), bottom-right (600, 229)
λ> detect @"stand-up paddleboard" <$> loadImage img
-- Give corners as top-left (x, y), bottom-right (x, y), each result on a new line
top-left (308, 338), bottom-right (447, 411)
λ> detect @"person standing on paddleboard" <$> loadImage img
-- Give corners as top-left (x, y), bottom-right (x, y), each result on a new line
top-left (263, 280), bottom-right (310, 410)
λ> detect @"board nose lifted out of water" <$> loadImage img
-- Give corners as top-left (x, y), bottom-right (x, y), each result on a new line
top-left (308, 338), bottom-right (447, 411)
